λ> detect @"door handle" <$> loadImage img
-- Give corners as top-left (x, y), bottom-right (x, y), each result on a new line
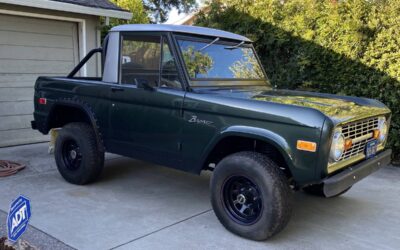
top-left (111, 87), bottom-right (124, 92)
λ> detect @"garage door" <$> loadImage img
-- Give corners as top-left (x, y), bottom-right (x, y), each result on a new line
top-left (0, 14), bottom-right (79, 147)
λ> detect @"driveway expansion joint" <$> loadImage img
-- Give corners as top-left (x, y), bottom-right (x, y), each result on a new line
top-left (109, 209), bottom-right (213, 250)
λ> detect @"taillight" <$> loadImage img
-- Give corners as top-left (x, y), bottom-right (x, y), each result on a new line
top-left (38, 98), bottom-right (47, 105)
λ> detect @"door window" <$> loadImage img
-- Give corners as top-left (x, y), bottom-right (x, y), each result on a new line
top-left (120, 34), bottom-right (182, 89)
top-left (120, 35), bottom-right (161, 87)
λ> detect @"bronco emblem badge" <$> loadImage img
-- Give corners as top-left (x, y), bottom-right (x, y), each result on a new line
top-left (188, 115), bottom-right (213, 126)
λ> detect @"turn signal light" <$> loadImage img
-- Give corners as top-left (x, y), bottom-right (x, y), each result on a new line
top-left (373, 129), bottom-right (380, 139)
top-left (344, 139), bottom-right (353, 151)
top-left (38, 98), bottom-right (47, 105)
top-left (297, 140), bottom-right (317, 152)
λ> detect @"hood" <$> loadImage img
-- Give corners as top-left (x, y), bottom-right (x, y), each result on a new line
top-left (196, 86), bottom-right (390, 124)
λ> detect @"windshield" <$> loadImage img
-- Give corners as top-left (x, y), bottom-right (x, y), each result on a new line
top-left (177, 38), bottom-right (265, 81)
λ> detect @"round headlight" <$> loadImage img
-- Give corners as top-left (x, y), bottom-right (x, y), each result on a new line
top-left (330, 130), bottom-right (345, 162)
top-left (378, 117), bottom-right (388, 143)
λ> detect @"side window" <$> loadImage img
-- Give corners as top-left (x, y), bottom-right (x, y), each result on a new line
top-left (160, 37), bottom-right (182, 89)
top-left (120, 35), bottom-right (161, 87)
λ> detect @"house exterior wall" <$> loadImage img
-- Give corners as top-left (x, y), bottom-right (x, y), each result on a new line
top-left (0, 3), bottom-right (102, 146)
top-left (0, 3), bottom-right (102, 76)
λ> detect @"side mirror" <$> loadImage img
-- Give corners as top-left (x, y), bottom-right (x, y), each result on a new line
top-left (135, 78), bottom-right (154, 91)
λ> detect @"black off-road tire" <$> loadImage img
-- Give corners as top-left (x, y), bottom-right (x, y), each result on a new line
top-left (302, 184), bottom-right (351, 198)
top-left (210, 151), bottom-right (292, 241)
top-left (55, 122), bottom-right (104, 185)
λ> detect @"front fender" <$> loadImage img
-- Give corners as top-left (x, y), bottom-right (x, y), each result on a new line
top-left (201, 125), bottom-right (294, 171)
top-left (200, 123), bottom-right (323, 185)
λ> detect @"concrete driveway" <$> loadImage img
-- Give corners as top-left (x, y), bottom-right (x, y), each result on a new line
top-left (0, 143), bottom-right (399, 250)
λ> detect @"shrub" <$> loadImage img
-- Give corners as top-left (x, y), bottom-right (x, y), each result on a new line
top-left (196, 0), bottom-right (400, 161)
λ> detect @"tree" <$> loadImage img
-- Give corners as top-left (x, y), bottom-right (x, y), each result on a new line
top-left (101, 0), bottom-right (149, 38)
top-left (110, 0), bottom-right (150, 24)
top-left (113, 0), bottom-right (198, 24)
top-left (229, 49), bottom-right (264, 79)
top-left (143, 0), bottom-right (198, 23)
top-left (181, 46), bottom-right (214, 78)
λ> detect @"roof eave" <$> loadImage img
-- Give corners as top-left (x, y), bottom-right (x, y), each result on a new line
top-left (0, 0), bottom-right (132, 19)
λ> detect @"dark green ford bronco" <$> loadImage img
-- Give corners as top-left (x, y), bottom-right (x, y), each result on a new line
top-left (32, 24), bottom-right (392, 240)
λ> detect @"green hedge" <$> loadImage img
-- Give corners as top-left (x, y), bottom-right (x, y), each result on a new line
top-left (196, 0), bottom-right (400, 162)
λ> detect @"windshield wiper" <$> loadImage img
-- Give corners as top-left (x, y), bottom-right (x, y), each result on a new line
top-left (198, 37), bottom-right (220, 51)
top-left (224, 41), bottom-right (245, 50)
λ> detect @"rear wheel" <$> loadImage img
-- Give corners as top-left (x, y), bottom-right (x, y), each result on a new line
top-left (55, 122), bottom-right (104, 185)
top-left (210, 151), bottom-right (292, 241)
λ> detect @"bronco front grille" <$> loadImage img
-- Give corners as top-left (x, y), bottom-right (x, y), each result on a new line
top-left (339, 117), bottom-right (379, 160)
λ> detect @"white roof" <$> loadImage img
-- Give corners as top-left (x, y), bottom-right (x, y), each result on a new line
top-left (111, 24), bottom-right (252, 42)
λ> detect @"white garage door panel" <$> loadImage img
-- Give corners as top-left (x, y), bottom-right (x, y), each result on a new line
top-left (0, 45), bottom-right (74, 61)
top-left (0, 73), bottom-right (39, 83)
top-left (0, 87), bottom-right (34, 101)
top-left (0, 59), bottom-right (75, 74)
top-left (0, 114), bottom-right (33, 131)
top-left (0, 129), bottom-right (50, 146)
top-left (0, 14), bottom-right (74, 36)
top-left (0, 30), bottom-right (74, 49)
top-left (0, 73), bottom-right (60, 87)
top-left (0, 14), bottom-right (78, 147)
top-left (0, 101), bottom-right (33, 116)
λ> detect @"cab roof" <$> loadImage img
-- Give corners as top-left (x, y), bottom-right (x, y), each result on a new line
top-left (110, 24), bottom-right (252, 42)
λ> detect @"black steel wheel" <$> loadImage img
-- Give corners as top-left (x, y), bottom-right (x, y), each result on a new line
top-left (223, 176), bottom-right (263, 225)
top-left (210, 151), bottom-right (292, 241)
top-left (61, 139), bottom-right (82, 171)
top-left (55, 122), bottom-right (104, 185)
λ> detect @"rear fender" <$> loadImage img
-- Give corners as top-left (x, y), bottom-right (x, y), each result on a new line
top-left (46, 99), bottom-right (104, 151)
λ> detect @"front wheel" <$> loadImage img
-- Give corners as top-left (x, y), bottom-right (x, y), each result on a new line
top-left (55, 122), bottom-right (104, 185)
top-left (210, 152), bottom-right (292, 241)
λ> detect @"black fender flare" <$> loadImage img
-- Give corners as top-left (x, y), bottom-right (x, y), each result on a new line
top-left (46, 98), bottom-right (105, 152)
top-left (199, 125), bottom-right (294, 173)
